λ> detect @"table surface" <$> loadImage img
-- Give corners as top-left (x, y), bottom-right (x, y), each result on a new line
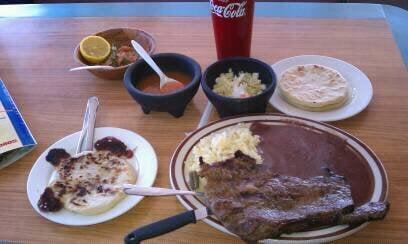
top-left (1, 2), bottom-right (408, 69)
top-left (0, 2), bottom-right (408, 244)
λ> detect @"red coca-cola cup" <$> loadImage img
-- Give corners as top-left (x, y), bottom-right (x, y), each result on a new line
top-left (210, 0), bottom-right (255, 59)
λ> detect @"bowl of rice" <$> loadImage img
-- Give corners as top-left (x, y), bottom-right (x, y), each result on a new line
top-left (201, 57), bottom-right (276, 117)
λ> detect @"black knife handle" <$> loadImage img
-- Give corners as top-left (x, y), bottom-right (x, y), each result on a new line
top-left (124, 210), bottom-right (197, 244)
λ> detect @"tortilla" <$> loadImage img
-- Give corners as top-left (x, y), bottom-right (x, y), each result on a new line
top-left (278, 64), bottom-right (349, 111)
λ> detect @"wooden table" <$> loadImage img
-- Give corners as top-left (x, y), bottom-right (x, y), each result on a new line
top-left (0, 3), bottom-right (407, 243)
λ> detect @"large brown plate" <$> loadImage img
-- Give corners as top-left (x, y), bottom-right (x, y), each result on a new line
top-left (169, 114), bottom-right (388, 243)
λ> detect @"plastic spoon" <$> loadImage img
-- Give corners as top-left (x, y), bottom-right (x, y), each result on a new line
top-left (76, 96), bottom-right (99, 154)
top-left (69, 65), bottom-right (115, 72)
top-left (131, 40), bottom-right (184, 93)
top-left (122, 185), bottom-right (203, 197)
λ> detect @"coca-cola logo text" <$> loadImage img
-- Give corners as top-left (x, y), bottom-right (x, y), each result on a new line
top-left (210, 0), bottom-right (247, 18)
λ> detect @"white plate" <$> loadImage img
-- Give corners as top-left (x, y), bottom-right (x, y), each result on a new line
top-left (269, 55), bottom-right (373, 122)
top-left (170, 114), bottom-right (388, 243)
top-left (27, 127), bottom-right (158, 226)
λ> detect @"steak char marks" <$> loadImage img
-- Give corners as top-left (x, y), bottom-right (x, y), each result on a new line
top-left (199, 151), bottom-right (389, 242)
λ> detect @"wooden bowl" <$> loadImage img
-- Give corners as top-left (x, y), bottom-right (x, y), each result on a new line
top-left (74, 28), bottom-right (155, 80)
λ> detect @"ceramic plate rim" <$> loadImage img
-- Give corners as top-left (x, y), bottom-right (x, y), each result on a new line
top-left (269, 55), bottom-right (373, 122)
top-left (169, 114), bottom-right (388, 243)
top-left (27, 127), bottom-right (158, 226)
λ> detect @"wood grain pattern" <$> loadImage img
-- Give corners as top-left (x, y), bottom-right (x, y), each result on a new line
top-left (0, 17), bottom-right (407, 243)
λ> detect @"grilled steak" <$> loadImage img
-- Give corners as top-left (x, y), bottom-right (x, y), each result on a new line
top-left (199, 151), bottom-right (389, 242)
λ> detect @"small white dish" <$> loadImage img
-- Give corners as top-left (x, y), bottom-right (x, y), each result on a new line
top-left (27, 127), bottom-right (158, 226)
top-left (270, 55), bottom-right (373, 122)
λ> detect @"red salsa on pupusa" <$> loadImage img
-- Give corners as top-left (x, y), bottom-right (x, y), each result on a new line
top-left (136, 71), bottom-right (191, 94)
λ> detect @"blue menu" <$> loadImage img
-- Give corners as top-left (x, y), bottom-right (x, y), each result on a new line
top-left (0, 79), bottom-right (36, 169)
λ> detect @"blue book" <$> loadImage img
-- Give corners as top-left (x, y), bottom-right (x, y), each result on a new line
top-left (0, 79), bottom-right (36, 169)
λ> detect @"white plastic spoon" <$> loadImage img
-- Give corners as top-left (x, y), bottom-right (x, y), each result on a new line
top-left (131, 40), bottom-right (184, 93)
top-left (122, 184), bottom-right (202, 197)
top-left (69, 65), bottom-right (115, 72)
top-left (76, 96), bottom-right (99, 154)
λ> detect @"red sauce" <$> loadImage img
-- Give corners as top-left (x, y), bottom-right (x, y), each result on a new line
top-left (38, 187), bottom-right (63, 212)
top-left (136, 71), bottom-right (191, 94)
top-left (94, 136), bottom-right (133, 158)
top-left (45, 148), bottom-right (70, 166)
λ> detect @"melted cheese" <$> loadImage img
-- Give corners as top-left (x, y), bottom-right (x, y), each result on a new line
top-left (49, 151), bottom-right (137, 215)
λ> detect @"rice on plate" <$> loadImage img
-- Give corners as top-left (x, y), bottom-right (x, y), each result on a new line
top-left (185, 123), bottom-right (262, 190)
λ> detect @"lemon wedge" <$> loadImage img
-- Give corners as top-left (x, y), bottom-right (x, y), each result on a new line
top-left (79, 36), bottom-right (111, 64)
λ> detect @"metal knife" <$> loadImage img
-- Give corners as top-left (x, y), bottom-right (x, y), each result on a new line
top-left (124, 208), bottom-right (211, 244)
